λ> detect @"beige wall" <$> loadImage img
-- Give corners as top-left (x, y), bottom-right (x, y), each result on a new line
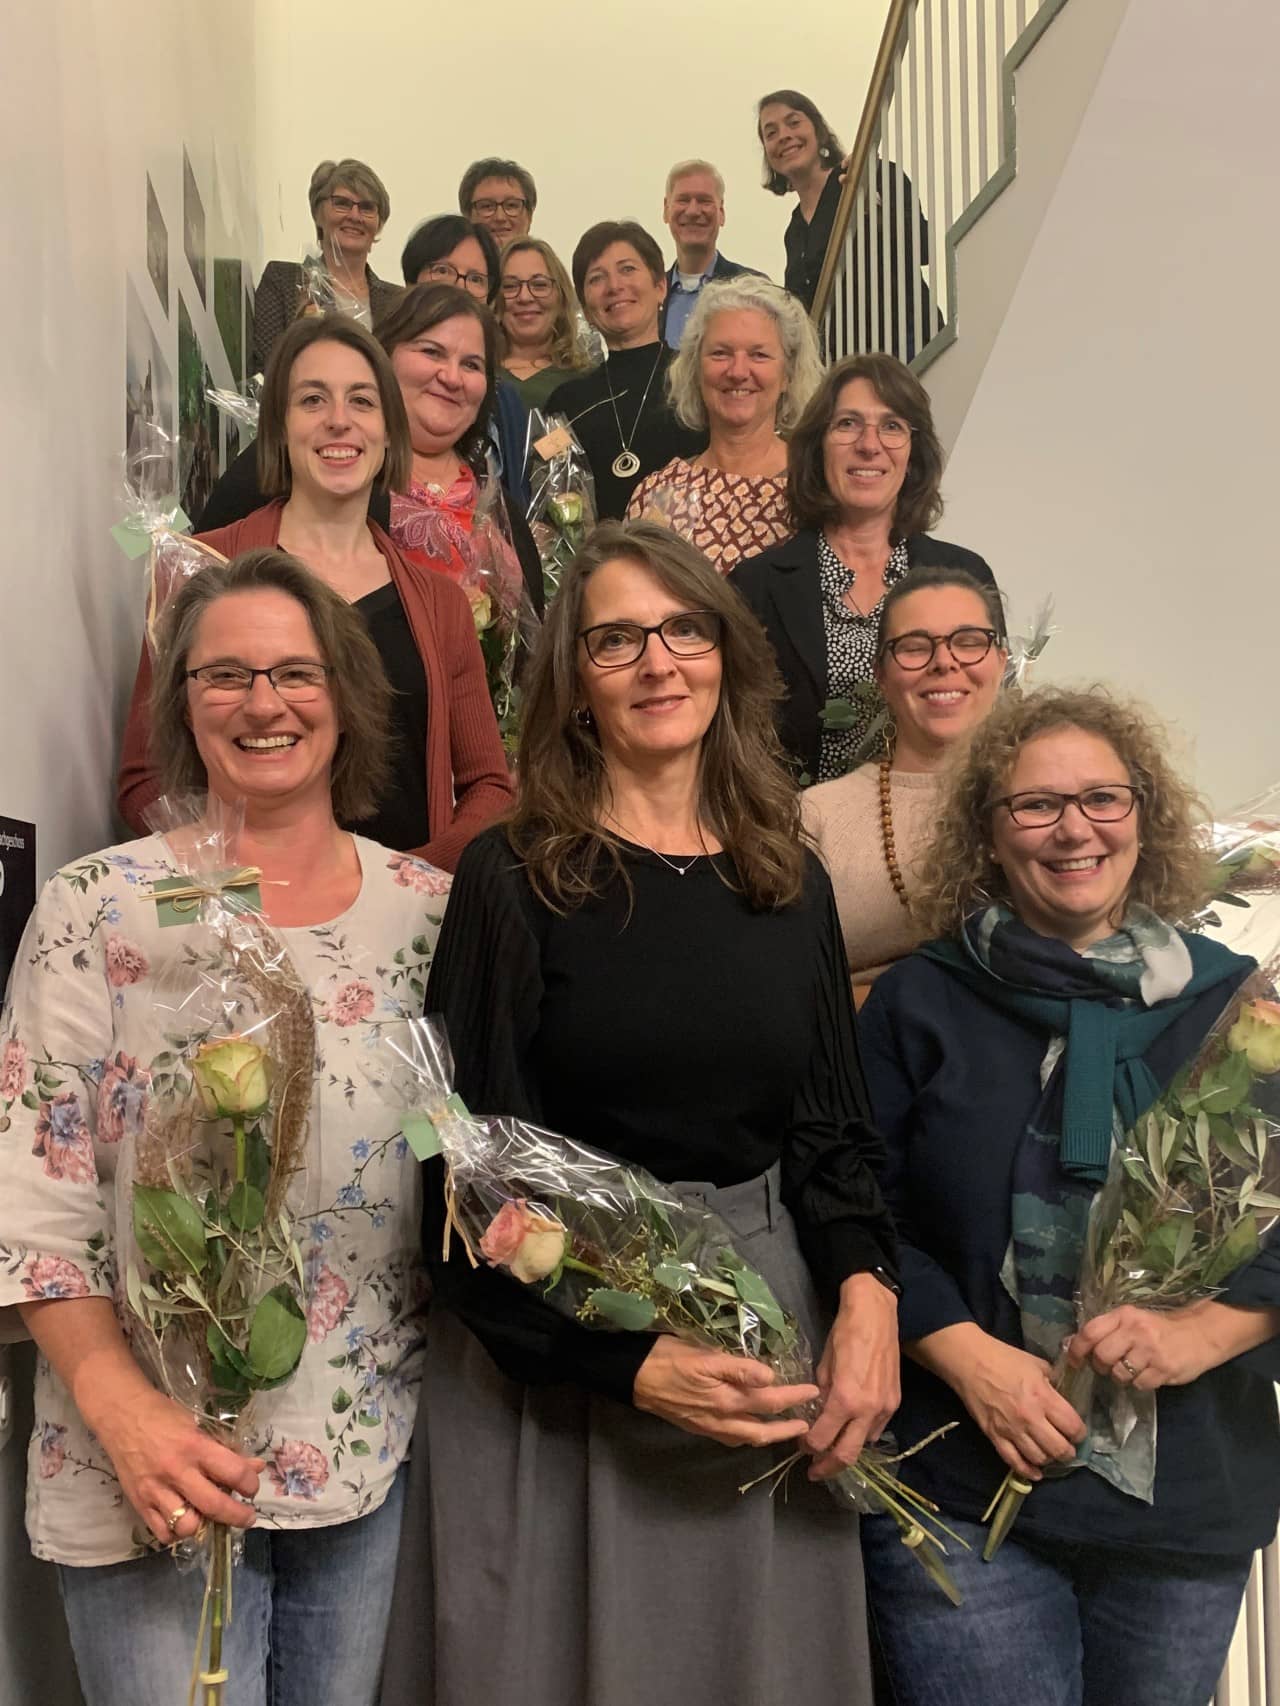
top-left (253, 0), bottom-right (892, 289)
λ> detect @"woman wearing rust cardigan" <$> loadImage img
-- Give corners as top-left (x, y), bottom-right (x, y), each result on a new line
top-left (117, 315), bottom-right (512, 871)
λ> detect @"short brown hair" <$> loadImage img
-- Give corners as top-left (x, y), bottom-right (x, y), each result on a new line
top-left (255, 315), bottom-right (411, 500)
top-left (571, 221), bottom-right (665, 304)
top-left (373, 284), bottom-right (498, 466)
top-left (787, 353), bottom-right (944, 539)
top-left (458, 158), bottom-right (537, 217)
top-left (756, 91), bottom-right (844, 195)
top-left (508, 520), bottom-right (807, 913)
top-left (149, 547), bottom-right (393, 824)
top-left (308, 158), bottom-right (390, 237)
top-left (914, 685), bottom-right (1211, 939)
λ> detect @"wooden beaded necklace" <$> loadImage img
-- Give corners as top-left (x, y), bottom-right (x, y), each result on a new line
top-left (878, 756), bottom-right (912, 912)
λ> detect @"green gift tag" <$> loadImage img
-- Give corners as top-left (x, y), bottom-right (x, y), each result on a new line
top-left (402, 1113), bottom-right (442, 1161)
top-left (150, 870), bottom-right (263, 928)
top-left (110, 499), bottom-right (192, 560)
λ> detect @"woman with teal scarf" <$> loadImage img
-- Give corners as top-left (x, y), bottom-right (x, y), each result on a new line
top-left (857, 685), bottom-right (1280, 1706)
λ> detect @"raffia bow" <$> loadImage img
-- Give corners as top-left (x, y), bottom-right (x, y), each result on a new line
top-left (149, 867), bottom-right (263, 916)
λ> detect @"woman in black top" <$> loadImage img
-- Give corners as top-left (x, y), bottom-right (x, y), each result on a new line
top-left (757, 90), bottom-right (846, 309)
top-left (379, 520), bottom-right (899, 1706)
top-left (731, 352), bottom-right (995, 784)
top-left (858, 686), bottom-right (1280, 1706)
top-left (547, 221), bottom-right (706, 519)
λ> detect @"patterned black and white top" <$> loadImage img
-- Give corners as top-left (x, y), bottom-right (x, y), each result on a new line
top-left (816, 534), bottom-right (911, 781)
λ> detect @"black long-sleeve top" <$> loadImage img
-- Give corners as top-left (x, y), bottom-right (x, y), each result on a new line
top-left (422, 826), bottom-right (898, 1404)
top-left (859, 950), bottom-right (1280, 1555)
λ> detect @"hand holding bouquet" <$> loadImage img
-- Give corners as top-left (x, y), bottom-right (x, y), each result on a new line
top-left (374, 1018), bottom-right (968, 1603)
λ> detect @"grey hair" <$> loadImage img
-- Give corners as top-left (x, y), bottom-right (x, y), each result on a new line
top-left (666, 276), bottom-right (823, 435)
top-left (307, 159), bottom-right (391, 237)
top-left (665, 158), bottom-right (726, 200)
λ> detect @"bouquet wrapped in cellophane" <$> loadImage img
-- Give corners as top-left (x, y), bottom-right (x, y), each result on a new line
top-left (205, 376), bottom-right (262, 441)
top-left (525, 410), bottom-right (596, 607)
top-left (984, 806), bottom-right (1280, 1557)
top-left (116, 798), bottom-right (317, 1704)
top-left (628, 476), bottom-right (704, 547)
top-left (111, 418), bottom-right (227, 652)
top-left (372, 1017), bottom-right (968, 1603)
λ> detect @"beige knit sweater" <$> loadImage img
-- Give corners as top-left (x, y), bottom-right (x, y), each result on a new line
top-left (801, 763), bottom-right (943, 993)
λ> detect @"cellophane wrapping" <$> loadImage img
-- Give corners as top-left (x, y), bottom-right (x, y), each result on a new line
top-left (115, 418), bottom-right (227, 652)
top-left (371, 1017), bottom-right (968, 1603)
top-left (525, 410), bottom-right (597, 606)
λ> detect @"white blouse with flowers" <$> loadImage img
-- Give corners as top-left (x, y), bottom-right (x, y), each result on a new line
top-left (0, 833), bottom-right (450, 1567)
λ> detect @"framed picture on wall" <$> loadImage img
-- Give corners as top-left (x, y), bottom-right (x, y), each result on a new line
top-left (146, 174), bottom-right (169, 316)
top-left (183, 147), bottom-right (207, 306)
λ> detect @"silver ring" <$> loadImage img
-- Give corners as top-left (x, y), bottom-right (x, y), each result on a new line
top-left (1119, 1357), bottom-right (1138, 1380)
top-left (166, 1503), bottom-right (189, 1534)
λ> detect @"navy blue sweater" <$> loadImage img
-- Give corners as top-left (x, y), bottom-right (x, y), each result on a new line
top-left (859, 950), bottom-right (1280, 1556)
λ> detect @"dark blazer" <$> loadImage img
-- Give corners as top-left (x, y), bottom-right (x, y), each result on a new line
top-left (730, 528), bottom-right (996, 781)
top-left (658, 252), bottom-right (767, 345)
top-left (250, 259), bottom-right (402, 373)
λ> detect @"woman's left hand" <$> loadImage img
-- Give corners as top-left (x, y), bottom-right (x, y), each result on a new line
top-left (804, 1271), bottom-right (901, 1480)
top-left (1067, 1300), bottom-right (1238, 1391)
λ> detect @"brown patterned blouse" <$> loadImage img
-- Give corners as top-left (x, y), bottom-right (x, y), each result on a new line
top-left (626, 456), bottom-right (791, 574)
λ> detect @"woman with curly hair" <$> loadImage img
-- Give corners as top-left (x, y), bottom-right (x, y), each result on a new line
top-left (379, 520), bottom-right (900, 1706)
top-left (857, 684), bottom-right (1280, 1706)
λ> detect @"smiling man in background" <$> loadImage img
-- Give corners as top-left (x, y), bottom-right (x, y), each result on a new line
top-left (660, 159), bottom-right (764, 348)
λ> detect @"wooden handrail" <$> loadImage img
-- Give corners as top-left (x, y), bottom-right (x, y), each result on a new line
top-left (810, 0), bottom-right (916, 326)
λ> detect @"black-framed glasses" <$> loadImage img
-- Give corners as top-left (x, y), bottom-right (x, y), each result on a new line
top-left (578, 611), bottom-right (722, 669)
top-left (991, 785), bottom-right (1142, 828)
top-left (500, 274), bottom-right (557, 302)
top-left (881, 626), bottom-right (1000, 670)
top-left (186, 662), bottom-right (331, 700)
top-left (470, 196), bottom-right (529, 218)
top-left (827, 410), bottom-right (913, 448)
top-left (424, 260), bottom-right (490, 297)
top-left (328, 194), bottom-right (379, 218)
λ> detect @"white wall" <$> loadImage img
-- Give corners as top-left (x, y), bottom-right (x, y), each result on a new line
top-left (936, 0), bottom-right (1280, 809)
top-left (0, 4), bottom-right (261, 1697)
top-left (253, 0), bottom-right (892, 288)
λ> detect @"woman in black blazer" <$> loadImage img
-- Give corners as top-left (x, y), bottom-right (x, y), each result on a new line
top-left (730, 353), bottom-right (995, 783)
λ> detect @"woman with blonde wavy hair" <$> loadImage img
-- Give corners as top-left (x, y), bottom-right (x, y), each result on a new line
top-left (856, 684), bottom-right (1280, 1706)
top-left (627, 276), bottom-right (822, 572)
top-left (379, 519), bottom-right (900, 1706)
top-left (496, 235), bottom-right (595, 408)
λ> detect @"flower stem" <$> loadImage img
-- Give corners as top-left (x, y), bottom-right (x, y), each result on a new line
top-left (233, 1116), bottom-right (246, 1186)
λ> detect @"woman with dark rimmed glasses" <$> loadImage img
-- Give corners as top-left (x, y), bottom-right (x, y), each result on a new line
top-left (379, 519), bottom-right (899, 1706)
top-left (855, 683), bottom-right (1280, 1706)
top-left (803, 564), bottom-right (1007, 1004)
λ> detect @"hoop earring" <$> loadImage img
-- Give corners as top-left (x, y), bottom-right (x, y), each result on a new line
top-left (573, 706), bottom-right (594, 728)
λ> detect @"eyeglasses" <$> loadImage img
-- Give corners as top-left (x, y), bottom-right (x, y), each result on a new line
top-left (470, 196), bottom-right (529, 218)
top-left (186, 662), bottom-right (331, 700)
top-left (827, 411), bottom-right (913, 449)
top-left (327, 194), bottom-right (379, 219)
top-left (500, 274), bottom-right (557, 302)
top-left (425, 260), bottom-right (491, 297)
top-left (991, 785), bottom-right (1142, 828)
top-left (881, 627), bottom-right (1000, 670)
top-left (578, 611), bottom-right (722, 669)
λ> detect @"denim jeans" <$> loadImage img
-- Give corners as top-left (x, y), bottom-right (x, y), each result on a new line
top-left (58, 1468), bottom-right (405, 1706)
top-left (862, 1511), bottom-right (1251, 1706)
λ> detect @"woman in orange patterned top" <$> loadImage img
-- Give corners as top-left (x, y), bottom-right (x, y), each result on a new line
top-left (626, 277), bottom-right (822, 573)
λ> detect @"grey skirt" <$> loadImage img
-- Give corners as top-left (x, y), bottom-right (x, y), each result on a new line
top-left (379, 1167), bottom-right (873, 1706)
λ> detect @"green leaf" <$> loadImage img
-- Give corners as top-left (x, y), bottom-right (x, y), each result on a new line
top-left (1203, 1216), bottom-right (1260, 1287)
top-left (587, 1288), bottom-right (657, 1330)
top-left (731, 1266), bottom-right (786, 1334)
top-left (207, 1321), bottom-right (251, 1377)
top-left (134, 1185), bottom-right (208, 1276)
top-left (1198, 1050), bottom-right (1253, 1115)
top-left (227, 1181), bottom-right (266, 1233)
top-left (20, 1090), bottom-right (39, 1111)
top-left (244, 1125), bottom-right (270, 1193)
top-left (652, 1262), bottom-right (692, 1292)
top-left (356, 1410), bottom-right (380, 1428)
top-left (328, 1354), bottom-right (349, 1369)
top-left (331, 1386), bottom-right (353, 1413)
top-left (349, 1439), bottom-right (372, 1457)
top-left (247, 1284), bottom-right (307, 1382)
top-left (1194, 1111), bottom-right (1213, 1178)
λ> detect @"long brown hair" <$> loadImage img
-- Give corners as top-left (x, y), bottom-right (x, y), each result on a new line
top-left (508, 520), bottom-right (806, 912)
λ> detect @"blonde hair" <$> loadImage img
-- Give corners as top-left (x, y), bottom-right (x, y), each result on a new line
top-left (665, 158), bottom-right (725, 200)
top-left (914, 685), bottom-right (1211, 939)
top-left (497, 237), bottom-right (591, 373)
top-left (667, 277), bottom-right (823, 436)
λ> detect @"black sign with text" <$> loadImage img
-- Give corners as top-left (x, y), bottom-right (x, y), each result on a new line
top-left (0, 816), bottom-right (36, 1001)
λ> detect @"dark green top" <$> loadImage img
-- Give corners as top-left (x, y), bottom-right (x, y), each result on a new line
top-left (502, 363), bottom-right (592, 412)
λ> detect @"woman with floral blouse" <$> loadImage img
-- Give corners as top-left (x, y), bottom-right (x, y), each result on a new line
top-left (0, 548), bottom-right (449, 1706)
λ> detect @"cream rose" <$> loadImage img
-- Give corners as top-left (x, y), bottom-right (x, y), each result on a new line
top-left (192, 1035), bottom-right (271, 1119)
top-left (479, 1199), bottom-right (566, 1284)
top-left (1227, 998), bottom-right (1280, 1075)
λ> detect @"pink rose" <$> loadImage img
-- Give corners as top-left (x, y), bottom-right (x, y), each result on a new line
top-left (104, 937), bottom-right (149, 988)
top-left (331, 979), bottom-right (376, 1028)
top-left (306, 1263), bottom-right (352, 1344)
top-left (478, 1199), bottom-right (566, 1284)
top-left (96, 1053), bottom-right (149, 1145)
top-left (387, 854), bottom-right (451, 897)
top-left (266, 1439), bottom-right (330, 1500)
top-left (37, 1422), bottom-right (67, 1479)
top-left (22, 1255), bottom-right (90, 1301)
top-left (0, 1038), bottom-right (27, 1102)
top-left (32, 1095), bottom-right (95, 1183)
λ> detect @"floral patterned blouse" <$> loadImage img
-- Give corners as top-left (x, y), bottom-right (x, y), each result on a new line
top-left (0, 834), bottom-right (450, 1566)
top-left (625, 456), bottom-right (791, 574)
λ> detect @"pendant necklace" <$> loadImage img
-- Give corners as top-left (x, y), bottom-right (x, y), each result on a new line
top-left (606, 811), bottom-right (704, 876)
top-left (606, 348), bottom-right (665, 480)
